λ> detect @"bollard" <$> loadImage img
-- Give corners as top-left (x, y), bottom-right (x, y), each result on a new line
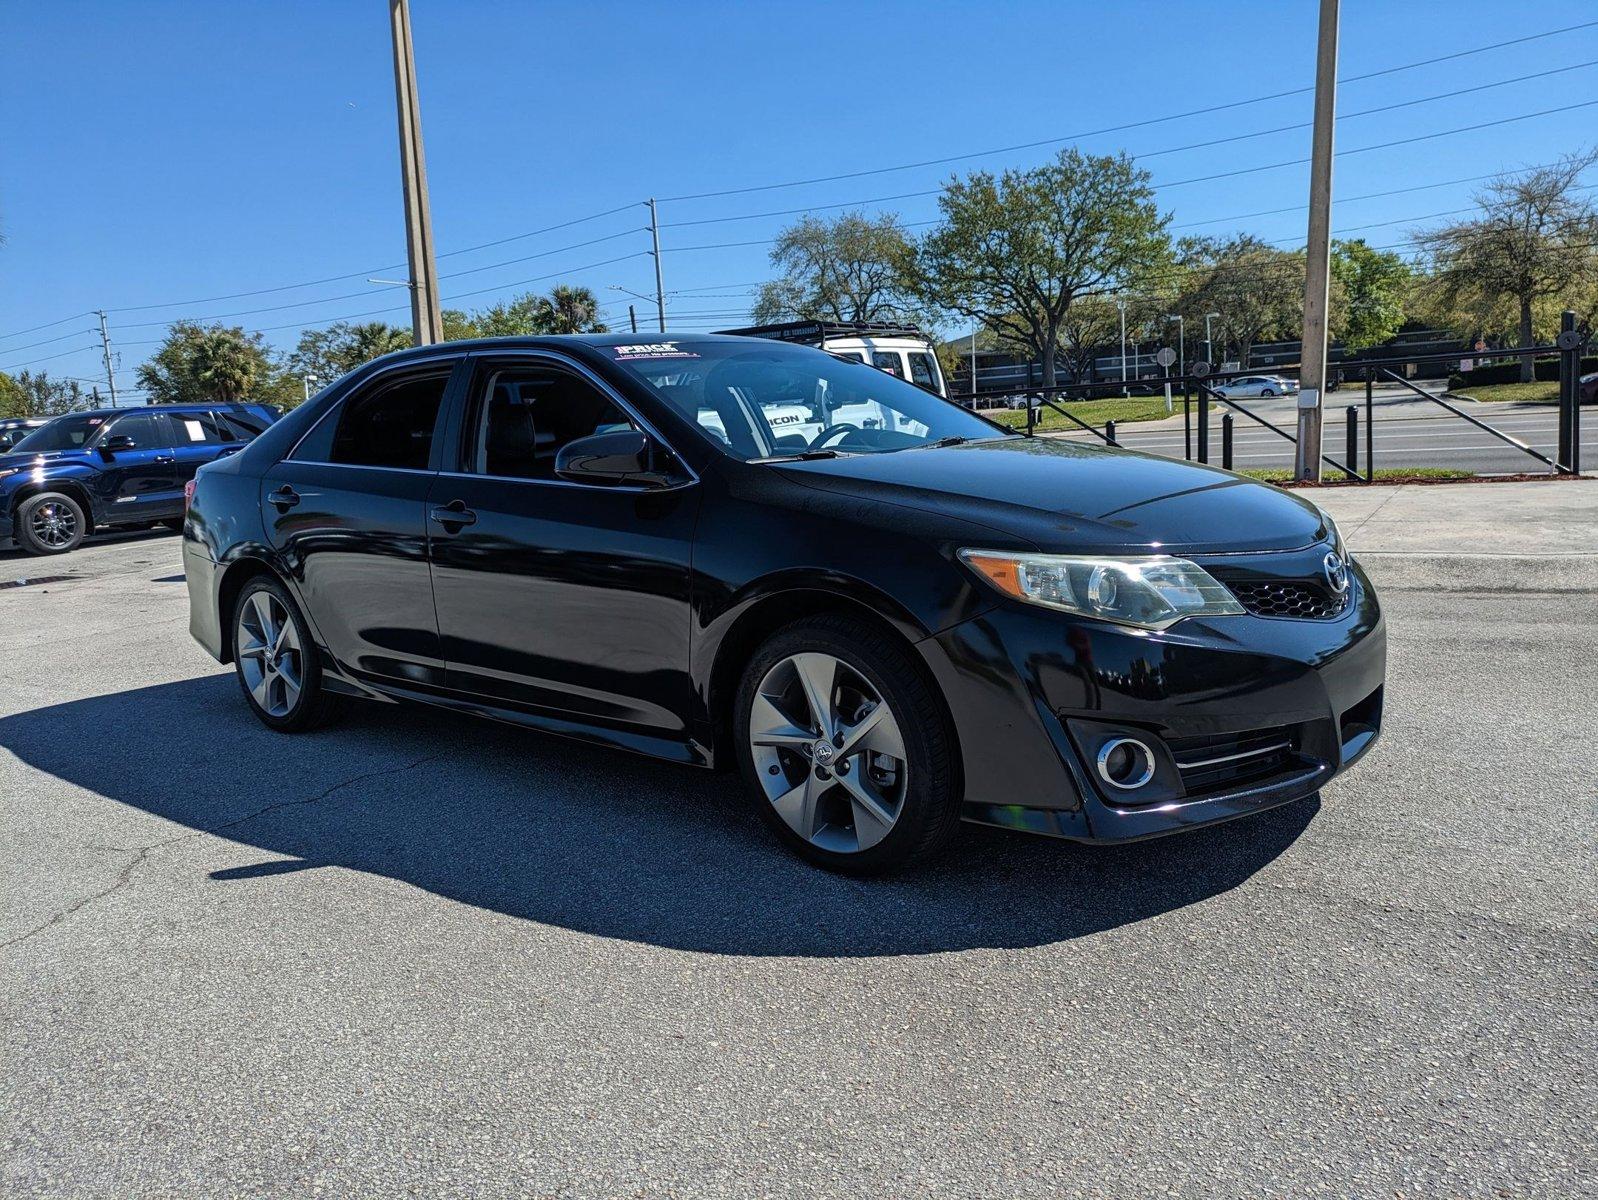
top-left (1106, 419), bottom-right (1117, 446)
top-left (1345, 406), bottom-right (1359, 481)
top-left (1026, 398), bottom-right (1035, 436)
top-left (1197, 385), bottom-right (1210, 463)
top-left (1364, 371), bottom-right (1374, 482)
top-left (1221, 413), bottom-right (1234, 470)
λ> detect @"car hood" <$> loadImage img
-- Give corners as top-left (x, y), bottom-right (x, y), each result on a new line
top-left (776, 437), bottom-right (1329, 554)
top-left (0, 449), bottom-right (96, 474)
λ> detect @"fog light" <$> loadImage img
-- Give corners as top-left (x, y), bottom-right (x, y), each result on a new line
top-left (1096, 737), bottom-right (1156, 790)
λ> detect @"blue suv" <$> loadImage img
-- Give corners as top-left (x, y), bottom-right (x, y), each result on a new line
top-left (0, 403), bottom-right (279, 555)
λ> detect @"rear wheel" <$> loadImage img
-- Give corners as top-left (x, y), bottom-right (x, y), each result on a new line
top-left (734, 614), bottom-right (961, 873)
top-left (1260, 387), bottom-right (1277, 397)
top-left (232, 577), bottom-right (344, 732)
top-left (15, 492), bottom-right (86, 555)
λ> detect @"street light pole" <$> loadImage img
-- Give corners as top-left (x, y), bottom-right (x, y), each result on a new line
top-left (1204, 312), bottom-right (1220, 365)
top-left (1295, 0), bottom-right (1340, 481)
top-left (1166, 314), bottom-right (1185, 379)
top-left (970, 326), bottom-right (978, 399)
top-left (388, 0), bottom-right (443, 345)
top-left (1117, 299), bottom-right (1128, 395)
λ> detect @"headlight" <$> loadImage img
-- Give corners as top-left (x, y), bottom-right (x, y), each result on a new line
top-left (958, 549), bottom-right (1245, 630)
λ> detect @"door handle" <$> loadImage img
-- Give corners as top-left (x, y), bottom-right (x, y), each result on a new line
top-left (269, 485), bottom-right (300, 511)
top-left (429, 500), bottom-right (477, 529)
top-left (154, 455), bottom-right (176, 464)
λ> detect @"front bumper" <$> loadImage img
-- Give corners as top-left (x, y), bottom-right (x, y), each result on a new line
top-left (919, 555), bottom-right (1385, 843)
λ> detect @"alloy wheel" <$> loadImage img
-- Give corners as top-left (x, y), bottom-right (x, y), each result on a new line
top-left (748, 652), bottom-right (908, 854)
top-left (30, 502), bottom-right (79, 549)
top-left (236, 591), bottom-right (304, 718)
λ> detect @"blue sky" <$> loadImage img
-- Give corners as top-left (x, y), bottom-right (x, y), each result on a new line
top-left (2, 1), bottom-right (1594, 397)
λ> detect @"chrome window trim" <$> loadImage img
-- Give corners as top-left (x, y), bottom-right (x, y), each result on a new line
top-left (283, 353), bottom-right (463, 465)
top-left (455, 347), bottom-right (701, 488)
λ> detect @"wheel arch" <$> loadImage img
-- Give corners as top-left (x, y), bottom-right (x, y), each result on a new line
top-left (8, 479), bottom-right (97, 528)
top-left (214, 554), bottom-right (286, 664)
top-left (703, 579), bottom-right (953, 772)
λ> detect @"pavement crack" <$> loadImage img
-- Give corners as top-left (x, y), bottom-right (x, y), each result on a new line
top-left (1343, 485), bottom-right (1406, 541)
top-left (2, 753), bottom-right (439, 951)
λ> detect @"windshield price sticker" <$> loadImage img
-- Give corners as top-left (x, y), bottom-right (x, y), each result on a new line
top-left (612, 342), bottom-right (700, 361)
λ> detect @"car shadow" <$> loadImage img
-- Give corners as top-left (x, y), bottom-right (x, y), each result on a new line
top-left (2, 675), bottom-right (1317, 957)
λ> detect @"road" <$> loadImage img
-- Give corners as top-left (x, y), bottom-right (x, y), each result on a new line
top-left (1006, 388), bottom-right (1596, 476)
top-left (2, 515), bottom-right (1595, 1198)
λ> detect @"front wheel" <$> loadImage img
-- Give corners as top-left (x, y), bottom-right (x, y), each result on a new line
top-left (232, 577), bottom-right (345, 732)
top-left (734, 615), bottom-right (962, 874)
top-left (15, 492), bottom-right (86, 555)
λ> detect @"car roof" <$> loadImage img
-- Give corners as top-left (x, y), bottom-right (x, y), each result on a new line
top-left (45, 401), bottom-right (271, 420)
top-left (358, 332), bottom-right (813, 363)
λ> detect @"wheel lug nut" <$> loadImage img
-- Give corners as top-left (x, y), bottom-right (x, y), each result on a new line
top-left (767, 764), bottom-right (780, 775)
top-left (833, 734), bottom-right (845, 748)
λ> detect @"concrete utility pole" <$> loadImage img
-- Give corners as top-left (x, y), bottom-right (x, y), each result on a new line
top-left (1295, 0), bottom-right (1340, 481)
top-left (389, 0), bottom-right (443, 345)
top-left (95, 310), bottom-right (118, 407)
top-left (647, 199), bottom-right (667, 333)
top-left (970, 327), bottom-right (979, 398)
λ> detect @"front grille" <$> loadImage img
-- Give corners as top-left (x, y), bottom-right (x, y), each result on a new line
top-left (1226, 578), bottom-right (1347, 620)
top-left (1166, 725), bottom-right (1298, 794)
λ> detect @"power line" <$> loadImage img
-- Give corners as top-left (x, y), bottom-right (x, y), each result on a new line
top-left (656, 22), bottom-right (1598, 202)
top-left (0, 311), bottom-right (92, 344)
top-left (0, 344), bottom-right (103, 373)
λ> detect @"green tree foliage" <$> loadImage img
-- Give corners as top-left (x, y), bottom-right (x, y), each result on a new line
top-left (0, 371), bottom-right (25, 419)
top-left (1413, 150), bottom-right (1598, 381)
top-left (1329, 239), bottom-right (1412, 350)
top-left (136, 322), bottom-right (275, 404)
top-left (445, 285), bottom-right (609, 339)
top-left (752, 212), bottom-right (923, 325)
top-left (5, 370), bottom-right (90, 417)
top-left (916, 149), bottom-right (1171, 386)
top-left (287, 321), bottom-right (412, 386)
top-left (1173, 235), bottom-right (1305, 367)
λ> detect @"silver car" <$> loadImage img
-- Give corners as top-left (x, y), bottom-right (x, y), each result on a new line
top-left (1212, 374), bottom-right (1299, 398)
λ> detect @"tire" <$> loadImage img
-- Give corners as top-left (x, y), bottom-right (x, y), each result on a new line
top-left (1260, 388), bottom-right (1277, 397)
top-left (231, 576), bottom-right (345, 732)
top-left (15, 492), bottom-right (87, 556)
top-left (733, 614), bottom-right (962, 874)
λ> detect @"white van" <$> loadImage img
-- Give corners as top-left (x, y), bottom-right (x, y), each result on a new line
top-left (720, 321), bottom-right (948, 398)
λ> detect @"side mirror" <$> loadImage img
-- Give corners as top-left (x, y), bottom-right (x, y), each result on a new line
top-left (100, 434), bottom-right (137, 455)
top-left (554, 429), bottom-right (676, 487)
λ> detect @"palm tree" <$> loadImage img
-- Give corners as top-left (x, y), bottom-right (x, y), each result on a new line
top-left (541, 285), bottom-right (607, 334)
top-left (192, 330), bottom-right (259, 401)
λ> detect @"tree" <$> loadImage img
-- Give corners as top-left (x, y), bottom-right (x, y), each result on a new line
top-left (1173, 235), bottom-right (1304, 368)
top-left (288, 321), bottom-right (411, 384)
top-left (916, 149), bottom-right (1171, 386)
top-left (0, 372), bottom-right (24, 419)
top-left (136, 322), bottom-right (275, 404)
top-left (1330, 239), bottom-right (1411, 350)
top-left (1414, 150), bottom-right (1598, 381)
top-left (441, 286), bottom-right (608, 339)
top-left (6, 371), bottom-right (89, 417)
top-left (753, 212), bottom-right (923, 325)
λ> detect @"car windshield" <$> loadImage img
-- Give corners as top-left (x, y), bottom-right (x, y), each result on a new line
top-left (606, 339), bottom-right (1012, 460)
top-left (9, 414), bottom-right (109, 454)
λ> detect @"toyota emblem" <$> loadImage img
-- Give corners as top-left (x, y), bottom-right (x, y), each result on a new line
top-left (1323, 551), bottom-right (1349, 595)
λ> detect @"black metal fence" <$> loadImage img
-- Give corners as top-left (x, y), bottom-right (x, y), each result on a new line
top-left (970, 312), bottom-right (1589, 480)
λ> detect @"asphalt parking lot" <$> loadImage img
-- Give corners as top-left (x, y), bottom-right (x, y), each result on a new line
top-left (3, 499), bottom-right (1595, 1198)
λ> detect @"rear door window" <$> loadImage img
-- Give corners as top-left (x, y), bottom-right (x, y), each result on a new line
top-left (172, 412), bottom-right (232, 445)
top-left (295, 371), bottom-right (452, 470)
top-left (871, 351), bottom-right (905, 378)
top-left (906, 352), bottom-right (939, 392)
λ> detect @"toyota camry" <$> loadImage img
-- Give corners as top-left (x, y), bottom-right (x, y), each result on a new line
top-left (184, 335), bottom-right (1385, 872)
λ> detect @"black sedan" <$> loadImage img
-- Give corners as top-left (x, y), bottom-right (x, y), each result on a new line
top-left (184, 335), bottom-right (1385, 872)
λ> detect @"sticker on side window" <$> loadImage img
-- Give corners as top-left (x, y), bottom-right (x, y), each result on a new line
top-left (612, 342), bottom-right (701, 361)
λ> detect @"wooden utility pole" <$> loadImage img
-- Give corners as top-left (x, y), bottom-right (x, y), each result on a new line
top-left (648, 199), bottom-right (667, 333)
top-left (389, 0), bottom-right (443, 345)
top-left (95, 310), bottom-right (118, 407)
top-left (1294, 0), bottom-right (1339, 481)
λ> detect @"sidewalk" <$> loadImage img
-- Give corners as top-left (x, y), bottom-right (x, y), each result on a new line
top-left (1311, 478), bottom-right (1598, 590)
